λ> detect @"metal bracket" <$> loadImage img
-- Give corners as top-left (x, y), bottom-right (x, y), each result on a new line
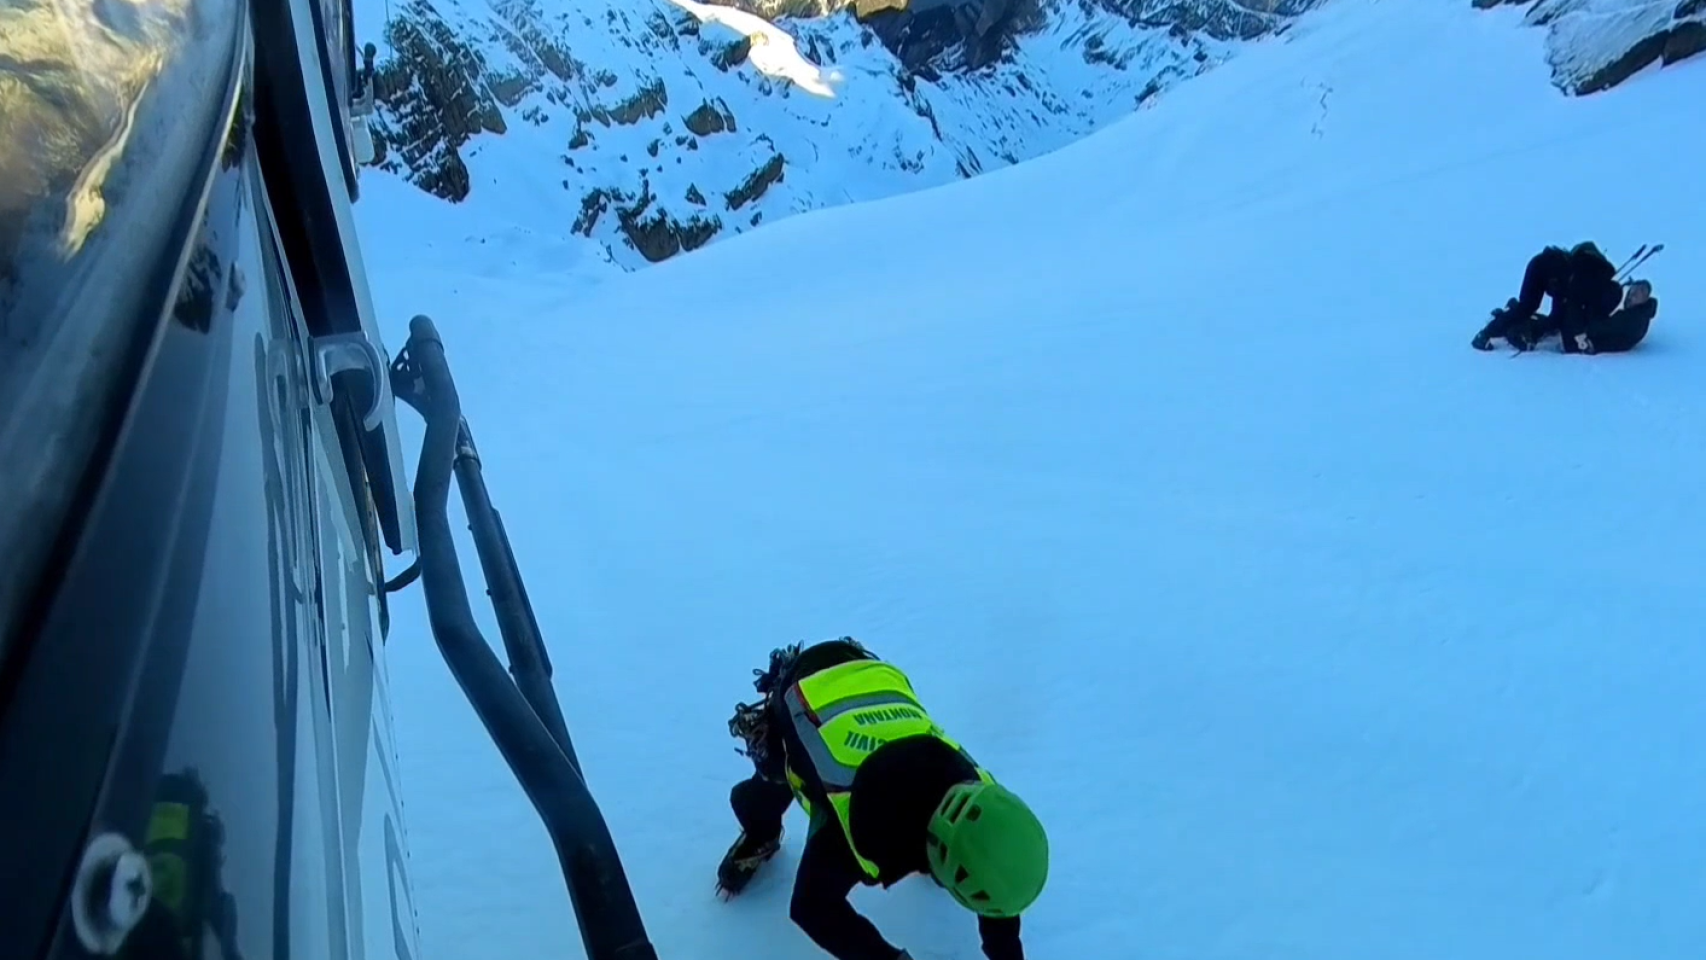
top-left (311, 331), bottom-right (387, 431)
top-left (351, 42), bottom-right (379, 167)
top-left (71, 833), bottom-right (151, 955)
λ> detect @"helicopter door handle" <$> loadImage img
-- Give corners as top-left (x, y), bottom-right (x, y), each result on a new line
top-left (310, 332), bottom-right (388, 431)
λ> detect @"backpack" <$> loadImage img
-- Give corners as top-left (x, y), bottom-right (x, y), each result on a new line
top-left (1567, 242), bottom-right (1622, 315)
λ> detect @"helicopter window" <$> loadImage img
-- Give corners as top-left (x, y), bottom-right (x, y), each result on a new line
top-left (0, 0), bottom-right (243, 648)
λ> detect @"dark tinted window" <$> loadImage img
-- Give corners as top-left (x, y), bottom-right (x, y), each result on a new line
top-left (0, 0), bottom-right (244, 644)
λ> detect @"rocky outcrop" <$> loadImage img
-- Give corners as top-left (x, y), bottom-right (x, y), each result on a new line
top-left (372, 0), bottom-right (517, 200)
top-left (714, 0), bottom-right (1320, 73)
top-left (567, 143), bottom-right (784, 263)
top-left (369, 0), bottom-right (685, 201)
top-left (1096, 0), bottom-right (1324, 40)
top-left (726, 150), bottom-right (786, 209)
top-left (1473, 0), bottom-right (1705, 94)
top-left (684, 98), bottom-right (740, 135)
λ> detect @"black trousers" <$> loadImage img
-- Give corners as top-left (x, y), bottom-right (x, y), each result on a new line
top-left (731, 775), bottom-right (795, 844)
top-left (1512, 246), bottom-right (1569, 318)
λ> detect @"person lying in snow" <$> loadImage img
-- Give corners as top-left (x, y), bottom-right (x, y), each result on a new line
top-left (1472, 242), bottom-right (1659, 354)
top-left (717, 637), bottom-right (1048, 960)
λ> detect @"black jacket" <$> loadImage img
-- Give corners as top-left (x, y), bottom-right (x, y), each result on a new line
top-left (1583, 297), bottom-right (1657, 353)
top-left (789, 735), bottom-right (1024, 960)
top-left (1549, 244), bottom-right (1623, 338)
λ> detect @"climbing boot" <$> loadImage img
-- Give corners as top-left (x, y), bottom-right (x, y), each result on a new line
top-left (715, 830), bottom-right (782, 900)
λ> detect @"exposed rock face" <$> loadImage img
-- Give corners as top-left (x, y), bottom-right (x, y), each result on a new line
top-left (370, 0), bottom-right (648, 202)
top-left (727, 151), bottom-right (786, 209)
top-left (372, 2), bottom-right (505, 200)
top-left (359, 0), bottom-right (1323, 268)
top-left (717, 0), bottom-right (1320, 74)
top-left (1473, 0), bottom-right (1705, 94)
top-left (1105, 0), bottom-right (1324, 39)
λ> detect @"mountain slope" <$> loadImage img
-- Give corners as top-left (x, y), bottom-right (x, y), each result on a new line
top-left (350, 0), bottom-right (1325, 268)
top-left (359, 1), bottom-right (1705, 959)
top-left (351, 0), bottom-right (1702, 270)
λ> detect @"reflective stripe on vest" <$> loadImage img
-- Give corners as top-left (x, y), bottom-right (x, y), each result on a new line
top-left (781, 659), bottom-right (977, 878)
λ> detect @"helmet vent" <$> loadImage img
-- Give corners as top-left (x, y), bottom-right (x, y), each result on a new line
top-left (943, 792), bottom-right (971, 820)
top-left (955, 866), bottom-right (970, 884)
top-left (966, 805), bottom-right (982, 821)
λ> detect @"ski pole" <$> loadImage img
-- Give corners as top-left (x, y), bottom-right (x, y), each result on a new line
top-left (1635, 242), bottom-right (1663, 270)
top-left (1617, 242), bottom-right (1664, 282)
top-left (1612, 244), bottom-right (1648, 279)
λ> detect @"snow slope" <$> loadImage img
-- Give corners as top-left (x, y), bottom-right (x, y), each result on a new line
top-left (359, 0), bottom-right (1706, 958)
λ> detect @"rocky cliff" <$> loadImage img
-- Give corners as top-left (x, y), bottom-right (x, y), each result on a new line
top-left (1474, 0), bottom-right (1705, 94)
top-left (356, 0), bottom-right (1324, 268)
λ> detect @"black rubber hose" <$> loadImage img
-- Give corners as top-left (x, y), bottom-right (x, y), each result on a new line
top-left (402, 314), bottom-right (658, 960)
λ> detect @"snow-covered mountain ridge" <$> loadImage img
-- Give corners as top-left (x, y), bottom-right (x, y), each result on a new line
top-left (354, 0), bottom-right (1324, 268)
top-left (1477, 0), bottom-right (1704, 95)
top-left (353, 0), bottom-right (1702, 269)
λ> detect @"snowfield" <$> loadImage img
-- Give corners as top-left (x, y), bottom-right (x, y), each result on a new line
top-left (357, 1), bottom-right (1706, 959)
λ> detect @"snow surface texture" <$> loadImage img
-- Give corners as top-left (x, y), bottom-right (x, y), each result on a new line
top-left (357, 1), bottom-right (1706, 959)
top-left (350, 0), bottom-right (1257, 269)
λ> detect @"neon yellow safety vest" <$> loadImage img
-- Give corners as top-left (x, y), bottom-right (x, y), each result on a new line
top-left (780, 658), bottom-right (994, 879)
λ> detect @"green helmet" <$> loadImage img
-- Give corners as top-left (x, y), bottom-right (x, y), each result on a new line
top-left (924, 780), bottom-right (1049, 918)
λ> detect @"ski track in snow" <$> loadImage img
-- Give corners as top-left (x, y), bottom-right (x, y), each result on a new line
top-left (357, 1), bottom-right (1706, 959)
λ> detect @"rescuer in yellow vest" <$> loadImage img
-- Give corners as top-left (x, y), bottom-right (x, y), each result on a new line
top-left (718, 637), bottom-right (1048, 960)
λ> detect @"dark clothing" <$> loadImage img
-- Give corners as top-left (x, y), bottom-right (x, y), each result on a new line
top-left (1582, 297), bottom-right (1657, 353)
top-left (789, 801), bottom-right (1026, 960)
top-left (730, 774), bottom-right (795, 842)
top-left (1478, 243), bottom-right (1655, 353)
top-left (849, 735), bottom-right (978, 886)
top-left (1476, 302), bottom-right (1540, 348)
top-left (730, 640), bottom-right (1024, 960)
top-left (1483, 300), bottom-right (1657, 354)
top-left (1483, 298), bottom-right (1659, 354)
top-left (1514, 244), bottom-right (1622, 341)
